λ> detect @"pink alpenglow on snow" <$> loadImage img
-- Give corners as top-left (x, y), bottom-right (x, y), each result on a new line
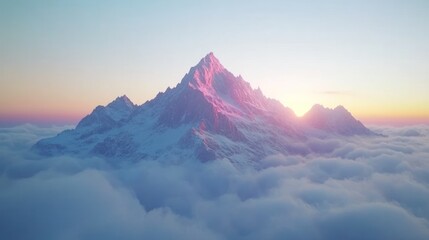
top-left (34, 53), bottom-right (376, 165)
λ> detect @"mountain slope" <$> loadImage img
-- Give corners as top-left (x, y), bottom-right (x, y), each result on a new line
top-left (34, 53), bottom-right (375, 166)
top-left (302, 104), bottom-right (374, 136)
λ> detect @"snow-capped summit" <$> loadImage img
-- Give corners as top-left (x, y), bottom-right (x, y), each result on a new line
top-left (178, 53), bottom-right (295, 118)
top-left (180, 52), bottom-right (225, 87)
top-left (196, 52), bottom-right (225, 72)
top-left (157, 53), bottom-right (298, 144)
top-left (34, 53), bottom-right (376, 166)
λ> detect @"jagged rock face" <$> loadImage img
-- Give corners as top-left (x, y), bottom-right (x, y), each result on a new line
top-left (33, 53), bottom-right (375, 166)
top-left (182, 53), bottom-right (295, 119)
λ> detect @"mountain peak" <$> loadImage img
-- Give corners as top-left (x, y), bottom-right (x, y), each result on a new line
top-left (308, 104), bottom-right (349, 115)
top-left (107, 95), bottom-right (135, 110)
top-left (35, 53), bottom-right (376, 165)
top-left (198, 52), bottom-right (222, 66)
top-left (303, 104), bottom-right (373, 135)
top-left (75, 95), bottom-right (137, 129)
top-left (194, 52), bottom-right (225, 74)
top-left (114, 95), bottom-right (131, 103)
top-left (334, 105), bottom-right (348, 113)
top-left (310, 104), bottom-right (325, 111)
top-left (180, 52), bottom-right (230, 90)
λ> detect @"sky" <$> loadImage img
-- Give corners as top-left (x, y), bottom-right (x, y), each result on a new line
top-left (1, 0), bottom-right (428, 126)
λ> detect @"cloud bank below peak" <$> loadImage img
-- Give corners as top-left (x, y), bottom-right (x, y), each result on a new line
top-left (1, 124), bottom-right (429, 239)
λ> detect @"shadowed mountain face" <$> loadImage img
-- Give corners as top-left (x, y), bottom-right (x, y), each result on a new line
top-left (34, 53), bottom-right (375, 166)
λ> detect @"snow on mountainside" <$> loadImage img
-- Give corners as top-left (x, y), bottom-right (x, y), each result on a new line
top-left (33, 53), bottom-right (376, 166)
top-left (77, 95), bottom-right (136, 128)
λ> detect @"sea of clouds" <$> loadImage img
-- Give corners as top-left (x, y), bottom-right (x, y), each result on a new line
top-left (1, 124), bottom-right (429, 239)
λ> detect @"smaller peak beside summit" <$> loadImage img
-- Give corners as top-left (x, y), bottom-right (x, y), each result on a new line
top-left (307, 104), bottom-right (349, 115)
top-left (334, 105), bottom-right (348, 113)
top-left (118, 94), bottom-right (130, 100)
top-left (76, 95), bottom-right (137, 129)
top-left (302, 104), bottom-right (373, 136)
top-left (115, 94), bottom-right (131, 102)
top-left (310, 104), bottom-right (326, 111)
top-left (304, 104), bottom-right (354, 120)
top-left (107, 95), bottom-right (135, 110)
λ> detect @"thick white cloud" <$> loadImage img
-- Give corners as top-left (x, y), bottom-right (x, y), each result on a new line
top-left (1, 124), bottom-right (429, 239)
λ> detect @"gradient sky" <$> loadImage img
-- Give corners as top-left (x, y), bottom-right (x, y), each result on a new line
top-left (1, 0), bottom-right (428, 126)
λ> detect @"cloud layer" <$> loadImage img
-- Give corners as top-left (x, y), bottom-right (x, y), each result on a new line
top-left (1, 124), bottom-right (429, 239)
